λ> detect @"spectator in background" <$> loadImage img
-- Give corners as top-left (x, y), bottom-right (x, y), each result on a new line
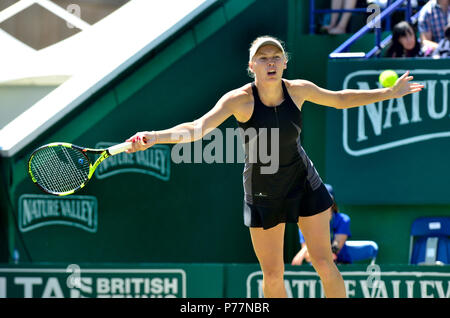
top-left (418, 0), bottom-right (450, 50)
top-left (432, 23), bottom-right (450, 57)
top-left (291, 184), bottom-right (353, 265)
top-left (385, 21), bottom-right (434, 57)
top-left (322, 0), bottom-right (358, 34)
top-left (367, 0), bottom-right (419, 9)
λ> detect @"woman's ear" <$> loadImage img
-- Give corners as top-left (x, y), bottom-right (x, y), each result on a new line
top-left (248, 61), bottom-right (255, 74)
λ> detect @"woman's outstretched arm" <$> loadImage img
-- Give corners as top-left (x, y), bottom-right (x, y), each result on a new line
top-left (293, 71), bottom-right (424, 109)
top-left (125, 89), bottom-right (245, 153)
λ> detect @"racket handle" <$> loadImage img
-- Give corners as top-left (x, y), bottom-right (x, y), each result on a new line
top-left (107, 141), bottom-right (132, 156)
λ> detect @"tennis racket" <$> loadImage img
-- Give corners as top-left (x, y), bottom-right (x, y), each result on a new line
top-left (28, 141), bottom-right (132, 196)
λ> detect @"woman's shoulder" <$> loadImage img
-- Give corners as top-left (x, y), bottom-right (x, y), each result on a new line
top-left (283, 78), bottom-right (313, 87)
top-left (223, 83), bottom-right (253, 102)
top-left (232, 82), bottom-right (253, 95)
top-left (283, 79), bottom-right (318, 93)
top-left (218, 83), bottom-right (254, 111)
top-left (283, 78), bottom-right (316, 100)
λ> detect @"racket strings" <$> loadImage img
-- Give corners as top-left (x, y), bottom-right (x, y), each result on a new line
top-left (30, 146), bottom-right (90, 194)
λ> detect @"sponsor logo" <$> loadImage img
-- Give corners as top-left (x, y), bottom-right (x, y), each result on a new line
top-left (95, 142), bottom-right (170, 181)
top-left (342, 69), bottom-right (450, 156)
top-left (0, 266), bottom-right (186, 298)
top-left (246, 270), bottom-right (450, 298)
top-left (18, 194), bottom-right (97, 233)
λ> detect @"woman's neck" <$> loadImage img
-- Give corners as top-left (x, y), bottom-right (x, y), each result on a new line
top-left (254, 79), bottom-right (284, 106)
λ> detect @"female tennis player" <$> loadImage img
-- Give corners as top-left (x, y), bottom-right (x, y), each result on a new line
top-left (126, 36), bottom-right (423, 298)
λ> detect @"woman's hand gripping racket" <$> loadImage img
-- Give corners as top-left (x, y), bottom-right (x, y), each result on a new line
top-left (28, 141), bottom-right (133, 196)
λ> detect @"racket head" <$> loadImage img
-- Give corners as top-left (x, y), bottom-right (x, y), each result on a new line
top-left (28, 143), bottom-right (92, 196)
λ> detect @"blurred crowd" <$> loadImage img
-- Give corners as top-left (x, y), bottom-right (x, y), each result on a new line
top-left (319, 0), bottom-right (449, 58)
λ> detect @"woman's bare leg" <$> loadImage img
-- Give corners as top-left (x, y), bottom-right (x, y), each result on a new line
top-left (249, 223), bottom-right (287, 298)
top-left (298, 209), bottom-right (347, 298)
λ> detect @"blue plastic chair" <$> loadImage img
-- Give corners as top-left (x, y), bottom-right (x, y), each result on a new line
top-left (409, 217), bottom-right (450, 265)
top-left (345, 240), bottom-right (378, 264)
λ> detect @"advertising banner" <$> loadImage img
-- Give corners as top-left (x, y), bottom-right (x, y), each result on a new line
top-left (326, 59), bottom-right (450, 204)
top-left (1, 264), bottom-right (448, 298)
top-left (244, 267), bottom-right (450, 298)
top-left (0, 264), bottom-right (223, 298)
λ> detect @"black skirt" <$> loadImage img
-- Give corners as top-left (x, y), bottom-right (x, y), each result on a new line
top-left (243, 162), bottom-right (333, 230)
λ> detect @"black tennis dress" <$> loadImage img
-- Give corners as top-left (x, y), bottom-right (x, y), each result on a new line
top-left (236, 80), bottom-right (333, 230)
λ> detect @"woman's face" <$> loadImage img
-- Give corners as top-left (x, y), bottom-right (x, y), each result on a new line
top-left (399, 28), bottom-right (416, 51)
top-left (249, 45), bottom-right (287, 81)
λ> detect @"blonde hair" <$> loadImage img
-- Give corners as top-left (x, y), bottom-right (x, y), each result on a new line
top-left (247, 35), bottom-right (289, 78)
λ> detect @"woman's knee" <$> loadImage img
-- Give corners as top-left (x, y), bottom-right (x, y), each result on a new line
top-left (262, 266), bottom-right (284, 282)
top-left (309, 256), bottom-right (336, 276)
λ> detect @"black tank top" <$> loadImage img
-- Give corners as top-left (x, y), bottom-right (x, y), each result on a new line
top-left (237, 80), bottom-right (302, 166)
top-left (236, 80), bottom-right (322, 203)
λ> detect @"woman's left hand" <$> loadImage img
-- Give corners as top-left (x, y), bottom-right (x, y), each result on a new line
top-left (391, 71), bottom-right (424, 98)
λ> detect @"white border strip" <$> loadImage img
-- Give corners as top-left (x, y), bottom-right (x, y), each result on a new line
top-left (35, 0), bottom-right (91, 30)
top-left (0, 0), bottom-right (34, 24)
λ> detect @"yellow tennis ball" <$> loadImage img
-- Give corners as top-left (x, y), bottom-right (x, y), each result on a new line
top-left (379, 70), bottom-right (398, 88)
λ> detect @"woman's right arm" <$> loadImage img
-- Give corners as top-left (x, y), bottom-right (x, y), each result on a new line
top-left (126, 89), bottom-right (242, 153)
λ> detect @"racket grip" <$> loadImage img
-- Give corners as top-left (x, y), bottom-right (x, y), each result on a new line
top-left (107, 142), bottom-right (132, 155)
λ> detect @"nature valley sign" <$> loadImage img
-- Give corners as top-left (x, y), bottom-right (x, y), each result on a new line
top-left (94, 142), bottom-right (170, 181)
top-left (325, 59), bottom-right (450, 204)
top-left (343, 69), bottom-right (450, 156)
top-left (246, 270), bottom-right (450, 298)
top-left (18, 194), bottom-right (97, 233)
